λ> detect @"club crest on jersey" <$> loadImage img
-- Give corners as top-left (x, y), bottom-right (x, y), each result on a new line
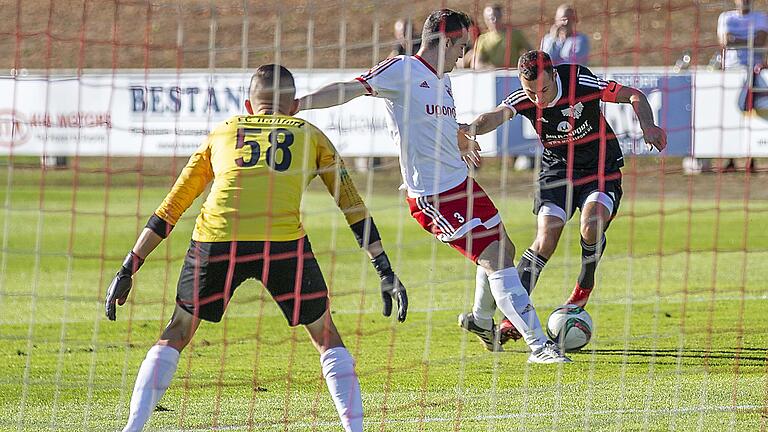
top-left (561, 102), bottom-right (584, 119)
top-left (419, 81), bottom-right (430, 88)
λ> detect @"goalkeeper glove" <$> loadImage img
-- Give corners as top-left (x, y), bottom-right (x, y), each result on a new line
top-left (105, 251), bottom-right (144, 321)
top-left (371, 252), bottom-right (408, 322)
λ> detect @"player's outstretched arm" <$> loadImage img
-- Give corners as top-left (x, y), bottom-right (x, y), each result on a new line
top-left (461, 105), bottom-right (515, 137)
top-left (105, 222), bottom-right (168, 321)
top-left (613, 86), bottom-right (667, 151)
top-left (106, 137), bottom-right (212, 321)
top-left (316, 138), bottom-right (408, 321)
top-left (298, 79), bottom-right (368, 110)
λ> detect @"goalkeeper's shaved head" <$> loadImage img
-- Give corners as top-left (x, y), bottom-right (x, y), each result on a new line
top-left (246, 64), bottom-right (298, 115)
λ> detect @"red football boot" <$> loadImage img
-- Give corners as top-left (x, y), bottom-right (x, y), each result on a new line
top-left (498, 318), bottom-right (523, 344)
top-left (567, 284), bottom-right (593, 308)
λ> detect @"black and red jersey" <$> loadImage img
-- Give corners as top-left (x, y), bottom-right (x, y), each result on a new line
top-left (502, 64), bottom-right (625, 174)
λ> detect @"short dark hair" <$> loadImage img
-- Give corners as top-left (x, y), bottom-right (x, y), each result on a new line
top-left (518, 51), bottom-right (554, 81)
top-left (421, 9), bottom-right (471, 49)
top-left (249, 64), bottom-right (295, 99)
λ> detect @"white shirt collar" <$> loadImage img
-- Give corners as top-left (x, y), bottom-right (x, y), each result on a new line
top-left (547, 71), bottom-right (563, 108)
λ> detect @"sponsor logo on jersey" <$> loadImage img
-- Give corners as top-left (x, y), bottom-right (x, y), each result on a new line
top-left (419, 80), bottom-right (430, 88)
top-left (544, 121), bottom-right (594, 147)
top-left (425, 104), bottom-right (457, 119)
top-left (561, 102), bottom-right (584, 119)
top-left (537, 117), bottom-right (549, 124)
top-left (557, 121), bottom-right (573, 133)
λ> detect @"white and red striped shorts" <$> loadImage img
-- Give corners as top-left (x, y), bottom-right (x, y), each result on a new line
top-left (407, 177), bottom-right (502, 262)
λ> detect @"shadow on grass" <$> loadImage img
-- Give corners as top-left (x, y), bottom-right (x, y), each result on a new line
top-left (575, 347), bottom-right (768, 365)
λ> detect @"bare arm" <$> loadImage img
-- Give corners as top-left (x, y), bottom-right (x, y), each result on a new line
top-left (463, 105), bottom-right (516, 136)
top-left (613, 86), bottom-right (667, 151)
top-left (131, 228), bottom-right (164, 260)
top-left (298, 79), bottom-right (368, 110)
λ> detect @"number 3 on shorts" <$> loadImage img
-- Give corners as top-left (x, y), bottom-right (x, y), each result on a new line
top-left (453, 212), bottom-right (465, 224)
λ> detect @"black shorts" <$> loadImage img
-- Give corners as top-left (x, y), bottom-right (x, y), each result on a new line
top-left (175, 236), bottom-right (328, 325)
top-left (534, 169), bottom-right (623, 220)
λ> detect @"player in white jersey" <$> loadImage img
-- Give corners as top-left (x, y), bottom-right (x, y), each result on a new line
top-left (299, 9), bottom-right (569, 363)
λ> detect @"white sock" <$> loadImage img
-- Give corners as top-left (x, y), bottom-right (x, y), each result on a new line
top-left (321, 347), bottom-right (363, 432)
top-left (488, 267), bottom-right (548, 351)
top-left (122, 345), bottom-right (180, 432)
top-left (472, 266), bottom-right (495, 330)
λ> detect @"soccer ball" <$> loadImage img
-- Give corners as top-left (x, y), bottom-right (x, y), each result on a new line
top-left (546, 304), bottom-right (593, 352)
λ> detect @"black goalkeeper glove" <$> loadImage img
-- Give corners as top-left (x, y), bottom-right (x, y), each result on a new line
top-left (105, 251), bottom-right (144, 321)
top-left (371, 252), bottom-right (408, 322)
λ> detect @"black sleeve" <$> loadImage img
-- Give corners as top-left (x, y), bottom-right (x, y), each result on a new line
top-left (145, 213), bottom-right (174, 239)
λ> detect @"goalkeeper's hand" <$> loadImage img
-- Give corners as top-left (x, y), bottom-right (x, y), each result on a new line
top-left (371, 252), bottom-right (408, 322)
top-left (105, 252), bottom-right (144, 321)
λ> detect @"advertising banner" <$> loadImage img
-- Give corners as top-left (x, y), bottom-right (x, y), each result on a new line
top-left (694, 69), bottom-right (768, 157)
top-left (2, 68), bottom-right (758, 158)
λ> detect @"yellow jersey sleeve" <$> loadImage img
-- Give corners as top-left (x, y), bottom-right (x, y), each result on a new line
top-left (314, 125), bottom-right (369, 226)
top-left (154, 135), bottom-right (214, 226)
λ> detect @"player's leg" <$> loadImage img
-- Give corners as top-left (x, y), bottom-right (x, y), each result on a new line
top-left (496, 210), bottom-right (566, 344)
top-left (476, 230), bottom-right (570, 363)
top-left (123, 306), bottom-right (201, 432)
top-left (475, 229), bottom-right (541, 348)
top-left (304, 311), bottom-right (362, 432)
top-left (567, 183), bottom-right (621, 307)
top-left (498, 177), bottom-right (571, 344)
top-left (405, 179), bottom-right (502, 351)
top-left (122, 241), bottom-right (249, 432)
top-left (518, 173), bottom-right (572, 294)
top-left (264, 237), bottom-right (362, 432)
top-left (518, 209), bottom-right (566, 293)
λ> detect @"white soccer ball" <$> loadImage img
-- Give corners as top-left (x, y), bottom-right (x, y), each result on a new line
top-left (546, 304), bottom-right (593, 352)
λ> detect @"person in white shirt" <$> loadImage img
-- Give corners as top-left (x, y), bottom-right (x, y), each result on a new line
top-left (717, 0), bottom-right (767, 171)
top-left (298, 9), bottom-right (570, 363)
top-left (718, 0), bottom-right (768, 69)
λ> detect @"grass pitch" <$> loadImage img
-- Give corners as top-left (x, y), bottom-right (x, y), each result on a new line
top-left (1, 163), bottom-right (767, 431)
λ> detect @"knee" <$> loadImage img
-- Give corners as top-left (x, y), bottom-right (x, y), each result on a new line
top-left (306, 313), bottom-right (344, 353)
top-left (160, 320), bottom-right (196, 352)
top-left (580, 223), bottom-right (602, 244)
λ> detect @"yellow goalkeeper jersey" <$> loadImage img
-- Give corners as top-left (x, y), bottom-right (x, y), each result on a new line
top-left (154, 113), bottom-right (368, 242)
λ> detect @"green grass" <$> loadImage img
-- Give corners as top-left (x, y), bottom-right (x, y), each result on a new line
top-left (1, 166), bottom-right (767, 431)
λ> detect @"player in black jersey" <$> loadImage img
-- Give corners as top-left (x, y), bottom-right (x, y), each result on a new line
top-left (460, 50), bottom-right (666, 344)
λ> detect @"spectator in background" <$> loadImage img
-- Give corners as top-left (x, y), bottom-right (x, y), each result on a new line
top-left (470, 3), bottom-right (532, 70)
top-left (388, 18), bottom-right (421, 58)
top-left (718, 0), bottom-right (768, 69)
top-left (457, 17), bottom-right (482, 68)
top-left (541, 4), bottom-right (590, 65)
top-left (717, 0), bottom-right (767, 172)
top-left (469, 3), bottom-right (533, 169)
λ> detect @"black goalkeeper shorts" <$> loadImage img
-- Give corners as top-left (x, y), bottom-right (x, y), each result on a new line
top-left (175, 236), bottom-right (328, 325)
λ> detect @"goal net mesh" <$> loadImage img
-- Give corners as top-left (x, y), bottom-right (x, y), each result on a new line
top-left (1, 1), bottom-right (766, 431)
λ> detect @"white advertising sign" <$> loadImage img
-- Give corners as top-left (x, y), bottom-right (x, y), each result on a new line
top-left (0, 70), bottom-right (498, 157)
top-left (0, 68), bottom-right (763, 158)
top-left (694, 69), bottom-right (768, 157)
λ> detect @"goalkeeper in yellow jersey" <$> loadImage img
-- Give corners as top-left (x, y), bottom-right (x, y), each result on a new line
top-left (105, 64), bottom-right (407, 432)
